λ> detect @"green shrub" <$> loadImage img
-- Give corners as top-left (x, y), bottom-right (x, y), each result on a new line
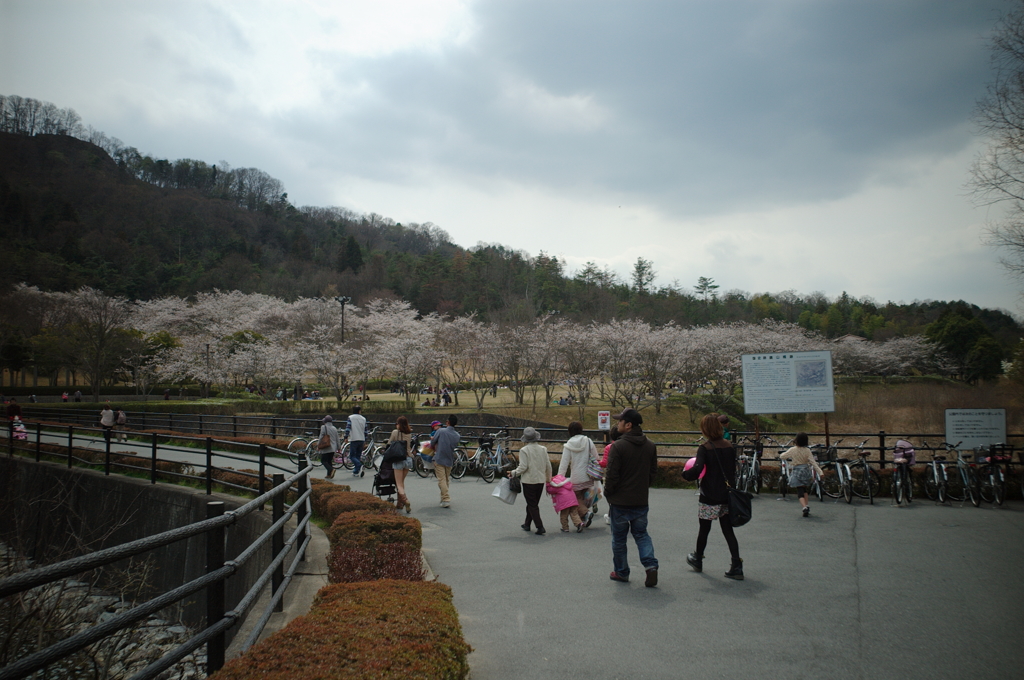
top-left (211, 581), bottom-right (471, 680)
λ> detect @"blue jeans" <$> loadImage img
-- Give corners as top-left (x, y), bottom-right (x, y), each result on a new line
top-left (349, 440), bottom-right (364, 474)
top-left (609, 504), bottom-right (658, 577)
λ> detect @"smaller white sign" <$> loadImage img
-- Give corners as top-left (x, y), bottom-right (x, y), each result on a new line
top-left (597, 411), bottom-right (611, 431)
top-left (945, 409), bottom-right (1006, 451)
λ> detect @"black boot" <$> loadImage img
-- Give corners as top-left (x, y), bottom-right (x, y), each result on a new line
top-left (725, 558), bottom-right (744, 581)
top-left (686, 552), bottom-right (703, 573)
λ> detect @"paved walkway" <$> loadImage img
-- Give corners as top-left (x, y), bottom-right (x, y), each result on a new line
top-left (14, 432), bottom-right (1024, 679)
top-left (337, 468), bottom-right (1024, 680)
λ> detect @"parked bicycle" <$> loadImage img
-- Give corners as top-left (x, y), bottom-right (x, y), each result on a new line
top-left (735, 436), bottom-right (763, 495)
top-left (286, 431), bottom-right (326, 468)
top-left (847, 439), bottom-right (881, 504)
top-left (891, 439), bottom-right (916, 505)
top-left (813, 439), bottom-right (852, 502)
top-left (976, 443), bottom-right (1012, 506)
top-left (447, 439), bottom-right (474, 479)
top-left (473, 428), bottom-right (518, 483)
top-left (764, 436), bottom-right (792, 498)
top-left (923, 441), bottom-right (980, 507)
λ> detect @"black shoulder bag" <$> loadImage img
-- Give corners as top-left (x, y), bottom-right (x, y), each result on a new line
top-left (713, 442), bottom-right (753, 527)
top-left (382, 436), bottom-right (409, 463)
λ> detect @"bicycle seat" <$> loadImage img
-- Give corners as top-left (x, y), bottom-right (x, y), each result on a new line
top-left (932, 456), bottom-right (946, 461)
top-left (962, 454), bottom-right (972, 460)
top-left (835, 458), bottom-right (849, 464)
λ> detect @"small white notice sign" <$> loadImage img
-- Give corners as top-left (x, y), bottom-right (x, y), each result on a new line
top-left (741, 351), bottom-right (835, 414)
top-left (945, 409), bottom-right (1006, 450)
top-left (597, 411), bottom-right (611, 431)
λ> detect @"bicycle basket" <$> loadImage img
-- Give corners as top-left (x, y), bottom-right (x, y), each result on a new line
top-left (812, 444), bottom-right (836, 462)
top-left (478, 436), bottom-right (494, 447)
top-left (893, 440), bottom-right (916, 465)
top-left (979, 444), bottom-right (1013, 464)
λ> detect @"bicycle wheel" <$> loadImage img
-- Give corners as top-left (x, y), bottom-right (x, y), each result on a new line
top-left (413, 455), bottom-right (431, 478)
top-left (331, 449), bottom-right (346, 470)
top-left (480, 455), bottom-right (496, 483)
top-left (978, 465), bottom-right (996, 503)
top-left (500, 451), bottom-right (517, 472)
top-left (945, 465), bottom-right (966, 502)
top-left (924, 466), bottom-right (939, 501)
top-left (305, 443), bottom-right (322, 468)
top-left (868, 469), bottom-right (880, 504)
top-left (820, 464), bottom-right (841, 499)
top-left (850, 463), bottom-right (871, 499)
top-left (966, 467), bottom-right (980, 507)
top-left (843, 470), bottom-right (853, 504)
top-left (778, 469), bottom-right (788, 498)
top-left (369, 447), bottom-right (384, 471)
top-left (337, 442), bottom-right (354, 469)
top-left (905, 467), bottom-right (913, 503)
top-left (993, 468), bottom-right (1005, 506)
top-left (813, 478), bottom-right (824, 502)
top-left (751, 460), bottom-right (762, 495)
top-left (451, 448), bottom-right (468, 479)
top-left (893, 467), bottom-right (904, 505)
top-left (286, 438), bottom-right (308, 465)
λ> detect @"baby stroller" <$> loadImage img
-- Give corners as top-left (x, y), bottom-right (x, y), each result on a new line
top-left (372, 461), bottom-right (397, 501)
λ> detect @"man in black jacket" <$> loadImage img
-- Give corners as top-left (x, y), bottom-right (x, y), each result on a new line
top-left (605, 408), bottom-right (659, 587)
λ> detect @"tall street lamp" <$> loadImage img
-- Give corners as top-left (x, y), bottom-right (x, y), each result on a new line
top-left (334, 296), bottom-right (352, 342)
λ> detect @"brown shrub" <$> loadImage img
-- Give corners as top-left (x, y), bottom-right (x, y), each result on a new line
top-left (328, 543), bottom-right (425, 583)
top-left (326, 511), bottom-right (421, 551)
top-left (319, 491), bottom-right (396, 526)
top-left (211, 580), bottom-right (471, 680)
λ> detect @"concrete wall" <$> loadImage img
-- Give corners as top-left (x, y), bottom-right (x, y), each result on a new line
top-left (0, 457), bottom-right (279, 643)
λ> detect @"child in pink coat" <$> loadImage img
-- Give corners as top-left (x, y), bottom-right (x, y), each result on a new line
top-left (547, 474), bottom-right (584, 533)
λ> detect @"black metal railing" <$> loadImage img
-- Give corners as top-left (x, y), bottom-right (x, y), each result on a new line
top-left (0, 429), bottom-right (313, 679)
top-left (11, 410), bottom-right (1023, 470)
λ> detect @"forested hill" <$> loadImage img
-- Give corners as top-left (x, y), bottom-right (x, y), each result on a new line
top-left (0, 130), bottom-right (1019, 351)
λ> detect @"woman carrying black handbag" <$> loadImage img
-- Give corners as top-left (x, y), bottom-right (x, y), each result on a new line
top-left (681, 414), bottom-right (744, 580)
top-left (385, 416), bottom-right (415, 513)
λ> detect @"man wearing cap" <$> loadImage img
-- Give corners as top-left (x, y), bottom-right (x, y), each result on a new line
top-left (318, 415), bottom-right (340, 479)
top-left (605, 408), bottom-right (660, 587)
top-left (433, 415), bottom-right (461, 508)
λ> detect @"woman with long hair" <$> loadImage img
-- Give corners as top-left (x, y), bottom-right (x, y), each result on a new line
top-left (681, 413), bottom-right (743, 580)
top-left (388, 416), bottom-right (414, 513)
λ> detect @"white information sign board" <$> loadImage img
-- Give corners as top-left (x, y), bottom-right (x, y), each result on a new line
top-left (741, 351), bottom-right (835, 414)
top-left (944, 409), bottom-right (1006, 450)
top-left (597, 411), bottom-right (611, 431)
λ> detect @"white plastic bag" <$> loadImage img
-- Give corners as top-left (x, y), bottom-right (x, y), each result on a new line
top-left (492, 477), bottom-right (518, 505)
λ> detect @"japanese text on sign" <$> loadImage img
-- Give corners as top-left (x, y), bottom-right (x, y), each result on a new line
top-left (741, 351), bottom-right (835, 414)
top-left (944, 409), bottom-right (1006, 450)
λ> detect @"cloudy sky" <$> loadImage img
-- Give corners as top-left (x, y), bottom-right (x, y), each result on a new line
top-left (2, 0), bottom-right (1021, 313)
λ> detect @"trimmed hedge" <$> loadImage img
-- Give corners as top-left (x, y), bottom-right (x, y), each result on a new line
top-left (325, 510), bottom-right (424, 583)
top-left (309, 483), bottom-right (394, 525)
top-left (210, 581), bottom-right (471, 680)
top-left (326, 511), bottom-right (421, 551)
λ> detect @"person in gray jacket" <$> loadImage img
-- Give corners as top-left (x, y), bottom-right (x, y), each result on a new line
top-left (605, 408), bottom-right (659, 587)
top-left (433, 415), bottom-right (461, 508)
top-left (510, 427), bottom-right (553, 535)
top-left (318, 415), bottom-right (340, 479)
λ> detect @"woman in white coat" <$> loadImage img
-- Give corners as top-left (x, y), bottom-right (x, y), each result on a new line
top-left (558, 421), bottom-right (599, 525)
top-left (509, 427), bottom-right (553, 535)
